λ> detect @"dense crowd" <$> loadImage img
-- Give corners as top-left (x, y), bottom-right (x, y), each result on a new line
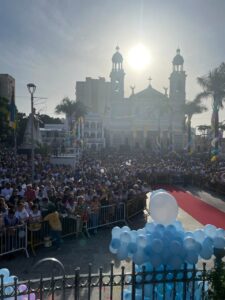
top-left (1, 146), bottom-right (225, 249)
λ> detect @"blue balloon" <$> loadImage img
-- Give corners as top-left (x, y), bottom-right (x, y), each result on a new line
top-left (0, 268), bottom-right (10, 278)
top-left (193, 229), bottom-right (206, 243)
top-left (145, 222), bottom-right (156, 233)
top-left (128, 242), bottom-right (138, 254)
top-left (172, 220), bottom-right (184, 232)
top-left (112, 226), bottom-right (121, 239)
top-left (183, 237), bottom-right (197, 251)
top-left (166, 224), bottom-right (176, 234)
top-left (151, 239), bottom-right (164, 253)
top-left (3, 276), bottom-right (15, 285)
top-left (213, 237), bottom-right (225, 249)
top-left (169, 240), bottom-right (182, 254)
top-left (123, 290), bottom-right (131, 300)
top-left (204, 224), bottom-right (217, 238)
top-left (186, 250), bottom-right (198, 265)
top-left (184, 231), bottom-right (194, 238)
top-left (144, 244), bottom-right (152, 257)
top-left (137, 235), bottom-right (147, 248)
top-left (200, 245), bottom-right (213, 260)
top-left (203, 237), bottom-right (214, 248)
top-left (155, 224), bottom-right (165, 236)
top-left (109, 244), bottom-right (118, 254)
top-left (133, 251), bottom-right (145, 265)
top-left (216, 228), bottom-right (225, 238)
top-left (143, 284), bottom-right (153, 297)
top-left (117, 246), bottom-right (128, 260)
top-left (111, 238), bottom-right (121, 249)
top-left (169, 256), bottom-right (183, 269)
top-left (149, 254), bottom-right (162, 268)
top-left (120, 231), bottom-right (131, 244)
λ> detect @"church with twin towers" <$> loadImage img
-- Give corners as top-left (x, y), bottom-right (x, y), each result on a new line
top-left (76, 47), bottom-right (186, 151)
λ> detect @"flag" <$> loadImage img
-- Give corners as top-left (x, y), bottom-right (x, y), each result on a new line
top-left (9, 87), bottom-right (16, 129)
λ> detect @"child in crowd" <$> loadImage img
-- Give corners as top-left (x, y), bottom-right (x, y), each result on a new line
top-left (29, 204), bottom-right (42, 223)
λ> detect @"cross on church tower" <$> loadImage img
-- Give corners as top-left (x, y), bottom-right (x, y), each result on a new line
top-left (130, 85), bottom-right (135, 95)
top-left (148, 77), bottom-right (152, 87)
top-left (163, 87), bottom-right (168, 96)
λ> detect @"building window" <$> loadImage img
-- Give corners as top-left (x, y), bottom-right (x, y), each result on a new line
top-left (91, 122), bottom-right (96, 129)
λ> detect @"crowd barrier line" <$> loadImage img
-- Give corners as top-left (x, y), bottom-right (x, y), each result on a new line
top-left (0, 202), bottom-right (129, 257)
top-left (0, 223), bottom-right (29, 258)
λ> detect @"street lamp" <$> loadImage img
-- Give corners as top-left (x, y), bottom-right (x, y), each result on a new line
top-left (27, 83), bottom-right (36, 183)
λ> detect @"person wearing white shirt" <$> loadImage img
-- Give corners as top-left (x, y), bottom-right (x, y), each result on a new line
top-left (1, 183), bottom-right (13, 201)
top-left (15, 202), bottom-right (29, 223)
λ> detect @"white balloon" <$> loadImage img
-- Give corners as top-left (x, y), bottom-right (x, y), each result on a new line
top-left (149, 191), bottom-right (178, 225)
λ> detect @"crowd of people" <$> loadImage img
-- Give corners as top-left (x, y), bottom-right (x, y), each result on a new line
top-left (1, 145), bottom-right (225, 250)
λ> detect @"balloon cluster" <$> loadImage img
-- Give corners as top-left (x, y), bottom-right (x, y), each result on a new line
top-left (0, 268), bottom-right (36, 300)
top-left (109, 223), bottom-right (225, 268)
top-left (109, 189), bottom-right (225, 299)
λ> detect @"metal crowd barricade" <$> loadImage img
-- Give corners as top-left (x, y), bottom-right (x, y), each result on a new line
top-left (126, 194), bottom-right (146, 220)
top-left (0, 223), bottom-right (29, 258)
top-left (87, 203), bottom-right (126, 230)
top-left (28, 217), bottom-right (78, 255)
top-left (28, 204), bottom-right (126, 255)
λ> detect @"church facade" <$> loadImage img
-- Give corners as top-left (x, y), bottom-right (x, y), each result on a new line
top-left (76, 47), bottom-right (186, 151)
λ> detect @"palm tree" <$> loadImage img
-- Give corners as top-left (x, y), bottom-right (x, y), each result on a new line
top-left (184, 99), bottom-right (207, 152)
top-left (198, 124), bottom-right (211, 135)
top-left (196, 63), bottom-right (225, 151)
top-left (197, 125), bottom-right (211, 153)
top-left (55, 97), bottom-right (87, 132)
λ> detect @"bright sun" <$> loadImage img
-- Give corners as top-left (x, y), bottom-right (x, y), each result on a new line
top-left (128, 44), bottom-right (151, 70)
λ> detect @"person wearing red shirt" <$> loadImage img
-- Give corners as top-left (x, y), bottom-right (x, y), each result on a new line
top-left (24, 184), bottom-right (36, 202)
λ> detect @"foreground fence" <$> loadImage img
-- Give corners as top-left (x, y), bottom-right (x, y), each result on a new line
top-left (0, 261), bottom-right (215, 300)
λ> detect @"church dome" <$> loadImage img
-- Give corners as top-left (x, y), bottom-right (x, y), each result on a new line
top-left (112, 46), bottom-right (123, 63)
top-left (172, 48), bottom-right (184, 65)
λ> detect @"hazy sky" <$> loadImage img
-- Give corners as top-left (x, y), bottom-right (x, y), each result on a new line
top-left (0, 0), bottom-right (225, 128)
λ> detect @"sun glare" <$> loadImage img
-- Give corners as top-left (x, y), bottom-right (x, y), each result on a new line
top-left (128, 44), bottom-right (151, 70)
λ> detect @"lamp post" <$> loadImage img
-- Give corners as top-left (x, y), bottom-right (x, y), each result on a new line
top-left (27, 83), bottom-right (36, 183)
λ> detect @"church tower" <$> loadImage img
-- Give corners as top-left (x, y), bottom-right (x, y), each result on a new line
top-left (110, 46), bottom-right (125, 99)
top-left (169, 48), bottom-right (186, 107)
top-left (169, 48), bottom-right (186, 149)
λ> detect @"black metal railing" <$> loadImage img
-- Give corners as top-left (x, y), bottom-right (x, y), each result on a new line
top-left (0, 261), bottom-right (214, 300)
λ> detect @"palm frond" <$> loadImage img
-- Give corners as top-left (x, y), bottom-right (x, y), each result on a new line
top-left (194, 91), bottom-right (211, 102)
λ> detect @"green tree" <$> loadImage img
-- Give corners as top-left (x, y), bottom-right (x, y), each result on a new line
top-left (0, 97), bottom-right (13, 145)
top-left (16, 112), bottom-right (28, 146)
top-left (184, 99), bottom-right (207, 152)
top-left (196, 63), bottom-right (225, 151)
top-left (38, 114), bottom-right (62, 128)
top-left (198, 124), bottom-right (211, 134)
top-left (55, 97), bottom-right (87, 132)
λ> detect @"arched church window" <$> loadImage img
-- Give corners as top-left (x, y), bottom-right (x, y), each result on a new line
top-left (115, 80), bottom-right (120, 92)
